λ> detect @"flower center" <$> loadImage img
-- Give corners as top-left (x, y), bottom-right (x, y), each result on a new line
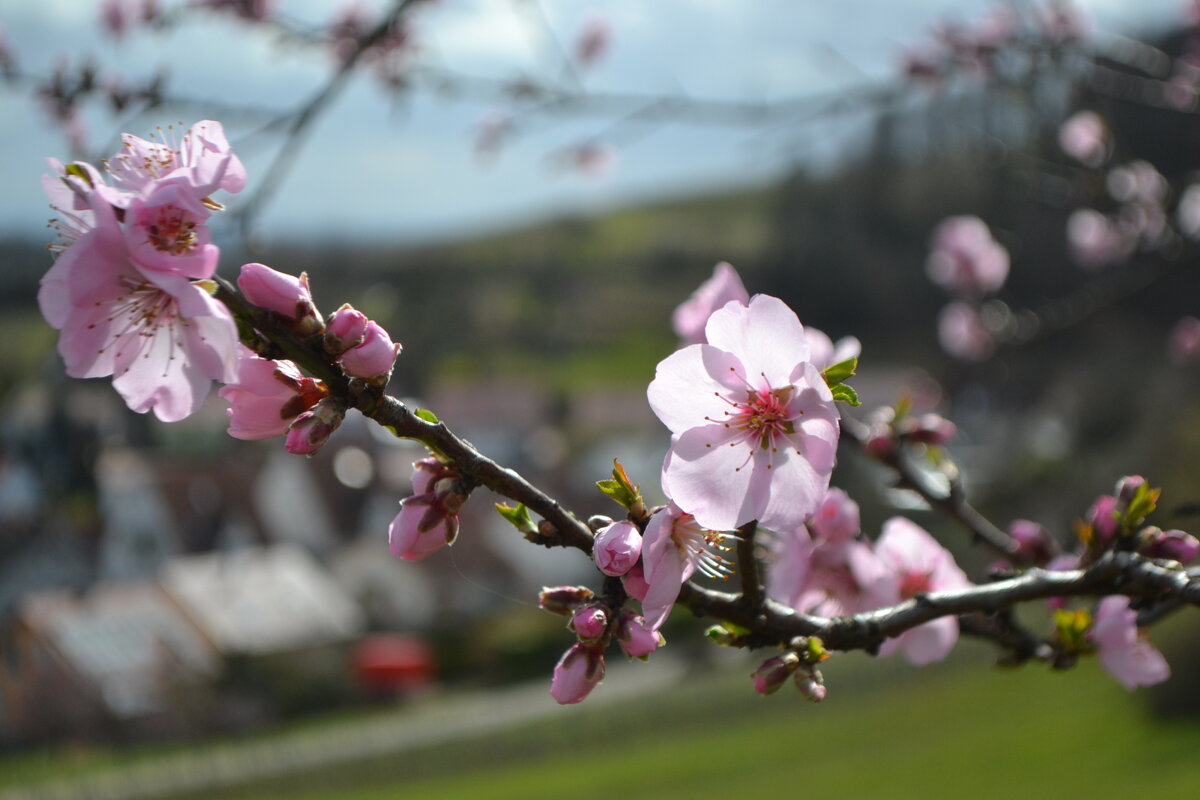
top-left (734, 387), bottom-right (795, 450)
top-left (145, 205), bottom-right (199, 254)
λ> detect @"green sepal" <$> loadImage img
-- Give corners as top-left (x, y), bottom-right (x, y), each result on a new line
top-left (495, 502), bottom-right (537, 536)
top-left (822, 357), bottom-right (858, 388)
top-left (831, 384), bottom-right (861, 407)
top-left (414, 408), bottom-right (440, 424)
top-left (705, 625), bottom-right (743, 646)
top-left (1122, 483), bottom-right (1160, 533)
top-left (192, 279), bottom-right (219, 296)
top-left (804, 637), bottom-right (831, 664)
top-left (63, 163), bottom-right (95, 187)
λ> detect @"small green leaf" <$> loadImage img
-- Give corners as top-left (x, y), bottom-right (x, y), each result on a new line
top-left (822, 357), bottom-right (858, 387)
top-left (414, 408), bottom-right (439, 424)
top-left (804, 637), bottom-right (831, 664)
top-left (495, 502), bottom-right (537, 535)
top-left (831, 384), bottom-right (861, 407)
top-left (1123, 484), bottom-right (1161, 532)
top-left (597, 458), bottom-right (643, 511)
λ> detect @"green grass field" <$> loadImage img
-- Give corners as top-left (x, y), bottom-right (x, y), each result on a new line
top-left (5, 645), bottom-right (1198, 800)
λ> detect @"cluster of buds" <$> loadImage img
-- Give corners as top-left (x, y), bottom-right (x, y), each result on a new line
top-left (389, 458), bottom-right (469, 561)
top-left (862, 403), bottom-right (956, 459)
top-left (751, 638), bottom-right (829, 702)
top-left (237, 263), bottom-right (401, 387)
top-left (538, 583), bottom-right (663, 704)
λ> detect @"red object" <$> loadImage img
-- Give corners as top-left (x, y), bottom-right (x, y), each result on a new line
top-left (352, 635), bottom-right (435, 692)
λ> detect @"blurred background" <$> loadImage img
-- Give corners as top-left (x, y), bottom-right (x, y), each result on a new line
top-left (3, 1), bottom-right (1200, 798)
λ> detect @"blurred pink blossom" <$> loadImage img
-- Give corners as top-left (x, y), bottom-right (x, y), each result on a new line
top-left (937, 301), bottom-right (995, 362)
top-left (574, 12), bottom-right (611, 68)
top-left (1089, 596), bottom-right (1170, 690)
top-left (1058, 111), bottom-right (1108, 167)
top-left (1067, 209), bottom-right (1134, 270)
top-left (876, 517), bottom-right (971, 665)
top-left (926, 216), bottom-right (1009, 297)
top-left (672, 261), bottom-right (750, 346)
top-left (1169, 316), bottom-right (1200, 364)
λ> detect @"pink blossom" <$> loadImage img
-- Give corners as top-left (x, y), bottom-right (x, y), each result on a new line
top-left (1067, 209), bottom-right (1133, 270)
top-left (937, 301), bottom-right (995, 362)
top-left (592, 520), bottom-right (642, 576)
top-left (550, 643), bottom-right (605, 704)
top-left (650, 294), bottom-right (841, 533)
top-left (672, 261), bottom-right (750, 346)
top-left (770, 529), bottom-right (895, 618)
top-left (219, 347), bottom-right (326, 440)
top-left (237, 263), bottom-right (317, 320)
top-left (569, 605), bottom-right (608, 642)
top-left (1058, 111), bottom-right (1108, 167)
top-left (124, 176), bottom-right (219, 278)
top-left (474, 109), bottom-right (510, 160)
top-left (340, 320), bottom-right (401, 382)
top-left (897, 413), bottom-right (957, 445)
top-left (106, 120), bottom-right (246, 198)
top-left (809, 487), bottom-right (860, 544)
top-left (616, 611), bottom-right (663, 659)
top-left (925, 216), bottom-right (1009, 297)
top-left (571, 143), bottom-right (616, 178)
top-left (640, 502), bottom-right (736, 630)
top-left (1089, 596), bottom-right (1170, 690)
top-left (1141, 528), bottom-right (1200, 564)
top-left (1007, 519), bottom-right (1054, 565)
top-left (38, 194), bottom-right (237, 422)
top-left (875, 517), bottom-right (970, 665)
top-left (1168, 316), bottom-right (1200, 364)
top-left (101, 0), bottom-right (134, 40)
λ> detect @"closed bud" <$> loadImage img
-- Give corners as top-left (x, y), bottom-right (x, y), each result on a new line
top-left (569, 605), bottom-right (609, 642)
top-left (340, 320), bottom-right (401, 383)
top-left (616, 611), bottom-right (664, 659)
top-left (538, 586), bottom-right (595, 616)
top-left (592, 520), bottom-right (642, 577)
top-left (1008, 519), bottom-right (1054, 565)
top-left (1115, 475), bottom-right (1147, 504)
top-left (864, 423), bottom-right (897, 457)
top-left (284, 399), bottom-right (343, 456)
top-left (550, 643), bottom-right (605, 705)
top-left (324, 303), bottom-right (368, 355)
top-left (238, 263), bottom-right (323, 333)
top-left (794, 666), bottom-right (827, 703)
top-left (752, 652), bottom-right (800, 696)
top-left (900, 413), bottom-right (957, 445)
top-left (1142, 527), bottom-right (1200, 564)
top-left (1086, 495), bottom-right (1120, 547)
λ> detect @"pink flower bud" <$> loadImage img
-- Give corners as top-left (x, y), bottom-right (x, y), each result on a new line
top-left (238, 263), bottom-right (321, 328)
top-left (752, 652), bottom-right (799, 696)
top-left (1142, 528), bottom-right (1200, 564)
top-left (219, 348), bottom-right (326, 440)
top-left (550, 643), bottom-right (605, 705)
top-left (569, 605), bottom-right (609, 642)
top-left (1115, 476), bottom-right (1147, 505)
top-left (864, 424), bottom-right (897, 457)
top-left (592, 520), bottom-right (642, 576)
top-left (794, 667), bottom-right (827, 703)
top-left (340, 320), bottom-right (400, 382)
top-left (388, 493), bottom-right (459, 561)
top-left (538, 586), bottom-right (595, 617)
top-left (284, 399), bottom-right (343, 456)
top-left (899, 413), bottom-right (957, 445)
top-left (1087, 495), bottom-right (1120, 546)
top-left (616, 611), bottom-right (663, 659)
top-left (1008, 519), bottom-right (1054, 565)
top-left (325, 303), bottom-right (368, 355)
top-left (622, 560), bottom-right (650, 603)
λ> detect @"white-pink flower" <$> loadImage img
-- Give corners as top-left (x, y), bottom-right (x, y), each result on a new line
top-left (640, 502), bottom-right (736, 630)
top-left (38, 195), bottom-right (237, 422)
top-left (650, 294), bottom-right (841, 533)
top-left (106, 119), bottom-right (246, 199)
top-left (671, 261), bottom-right (750, 346)
top-left (875, 517), bottom-right (971, 665)
top-left (937, 301), bottom-right (995, 362)
top-left (1058, 110), bottom-right (1108, 167)
top-left (1089, 596), bottom-right (1170, 690)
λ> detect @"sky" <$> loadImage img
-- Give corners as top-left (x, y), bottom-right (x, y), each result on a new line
top-left (0, 0), bottom-right (1189, 245)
